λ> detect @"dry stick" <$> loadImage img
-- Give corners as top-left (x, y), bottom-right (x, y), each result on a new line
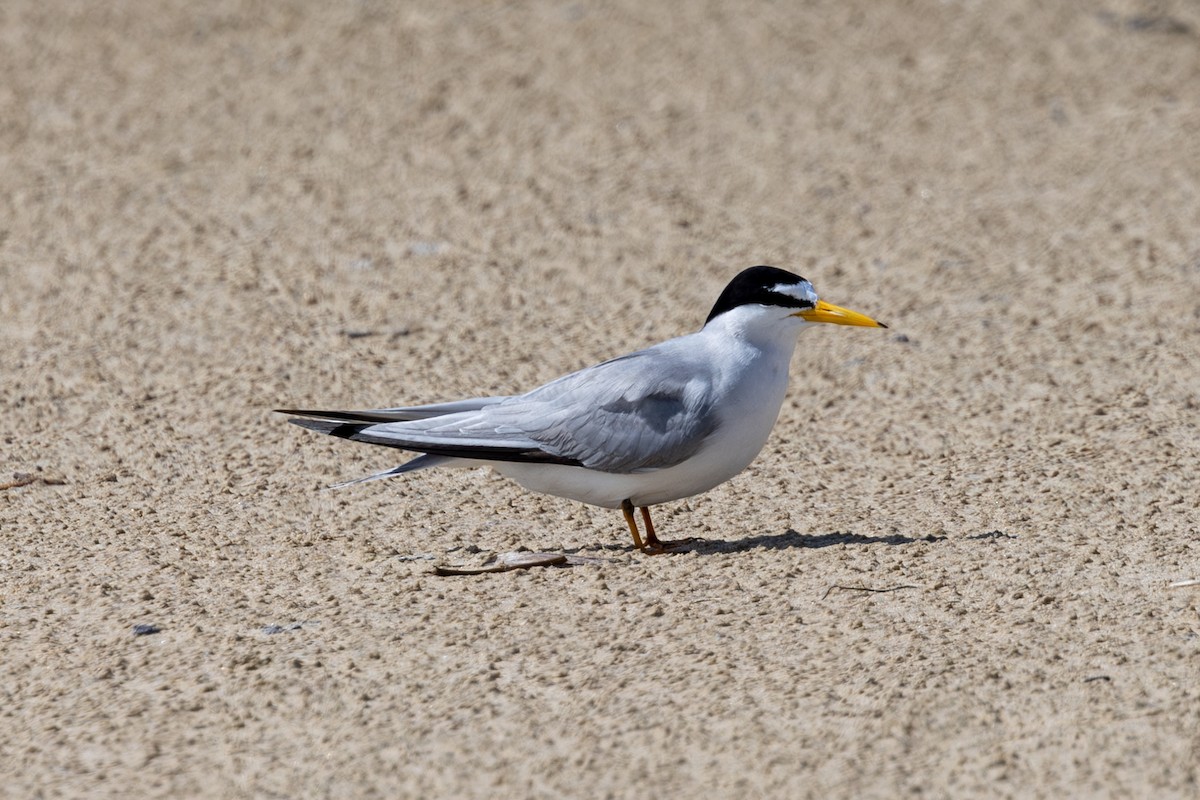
top-left (822, 584), bottom-right (921, 600)
top-left (434, 551), bottom-right (568, 576)
top-left (0, 475), bottom-right (39, 491)
top-left (434, 551), bottom-right (611, 575)
top-left (0, 473), bottom-right (68, 490)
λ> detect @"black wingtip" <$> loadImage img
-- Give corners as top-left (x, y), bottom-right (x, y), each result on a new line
top-left (276, 408), bottom-right (391, 424)
top-left (276, 408), bottom-right (330, 417)
top-left (286, 417), bottom-right (371, 440)
top-left (285, 417), bottom-right (333, 431)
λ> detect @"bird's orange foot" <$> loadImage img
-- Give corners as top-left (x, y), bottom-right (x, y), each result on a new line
top-left (641, 536), bottom-right (699, 555)
top-left (622, 502), bottom-right (699, 553)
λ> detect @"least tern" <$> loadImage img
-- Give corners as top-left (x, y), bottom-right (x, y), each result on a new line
top-left (280, 266), bottom-right (886, 552)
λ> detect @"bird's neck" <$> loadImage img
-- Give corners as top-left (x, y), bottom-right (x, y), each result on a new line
top-left (701, 306), bottom-right (804, 355)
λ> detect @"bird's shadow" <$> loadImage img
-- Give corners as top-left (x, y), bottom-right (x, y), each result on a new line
top-left (678, 528), bottom-right (946, 554)
top-left (427, 529), bottom-right (950, 576)
top-left (565, 528), bottom-right (946, 557)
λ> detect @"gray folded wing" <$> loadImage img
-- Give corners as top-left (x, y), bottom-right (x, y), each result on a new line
top-left (509, 350), bottom-right (720, 472)
top-left (283, 344), bottom-right (721, 475)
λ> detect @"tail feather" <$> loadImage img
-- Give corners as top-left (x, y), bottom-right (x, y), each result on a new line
top-left (328, 454), bottom-right (455, 489)
top-left (279, 407), bottom-right (519, 489)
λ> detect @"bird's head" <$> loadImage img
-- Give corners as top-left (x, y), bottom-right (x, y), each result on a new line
top-left (704, 266), bottom-right (887, 333)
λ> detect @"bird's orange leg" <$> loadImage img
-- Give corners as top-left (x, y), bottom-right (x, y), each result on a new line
top-left (640, 506), bottom-right (661, 549)
top-left (620, 499), bottom-right (645, 550)
top-left (639, 506), bottom-right (696, 554)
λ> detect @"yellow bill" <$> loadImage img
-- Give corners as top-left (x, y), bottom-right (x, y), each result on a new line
top-left (796, 300), bottom-right (887, 328)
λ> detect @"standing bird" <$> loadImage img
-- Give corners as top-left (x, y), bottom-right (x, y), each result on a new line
top-left (280, 266), bottom-right (886, 552)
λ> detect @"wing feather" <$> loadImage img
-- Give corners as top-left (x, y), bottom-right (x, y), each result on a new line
top-left (282, 336), bottom-right (721, 475)
top-left (277, 396), bottom-right (510, 424)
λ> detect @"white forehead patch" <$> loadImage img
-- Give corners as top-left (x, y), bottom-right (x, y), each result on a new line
top-left (771, 280), bottom-right (819, 308)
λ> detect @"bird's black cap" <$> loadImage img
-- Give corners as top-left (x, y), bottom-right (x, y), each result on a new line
top-left (705, 266), bottom-right (815, 324)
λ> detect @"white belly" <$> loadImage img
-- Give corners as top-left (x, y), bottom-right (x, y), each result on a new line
top-left (491, 356), bottom-right (790, 509)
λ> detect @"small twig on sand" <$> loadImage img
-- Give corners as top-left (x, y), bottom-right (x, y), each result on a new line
top-left (0, 474), bottom-right (38, 490)
top-left (822, 584), bottom-right (921, 600)
top-left (434, 551), bottom-right (608, 576)
top-left (0, 472), bottom-right (68, 491)
top-left (1168, 579), bottom-right (1200, 589)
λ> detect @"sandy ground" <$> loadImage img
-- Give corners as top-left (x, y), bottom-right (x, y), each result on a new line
top-left (3, 1), bottom-right (1200, 797)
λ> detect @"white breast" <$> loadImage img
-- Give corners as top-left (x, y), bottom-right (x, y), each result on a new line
top-left (492, 324), bottom-right (796, 509)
